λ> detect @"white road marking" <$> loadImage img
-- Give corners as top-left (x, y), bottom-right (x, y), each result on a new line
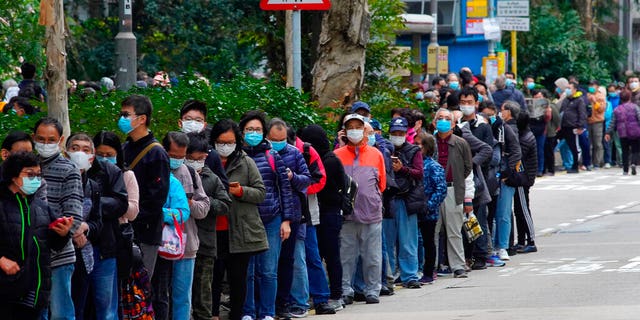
top-left (557, 223), bottom-right (571, 228)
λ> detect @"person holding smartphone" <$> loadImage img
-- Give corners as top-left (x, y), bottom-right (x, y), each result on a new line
top-left (0, 151), bottom-right (73, 318)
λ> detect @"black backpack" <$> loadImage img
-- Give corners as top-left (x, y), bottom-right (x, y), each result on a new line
top-left (339, 173), bottom-right (358, 216)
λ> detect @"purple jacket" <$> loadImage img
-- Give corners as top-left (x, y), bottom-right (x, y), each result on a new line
top-left (608, 102), bottom-right (640, 139)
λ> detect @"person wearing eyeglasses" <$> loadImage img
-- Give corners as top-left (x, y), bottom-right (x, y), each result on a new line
top-left (0, 151), bottom-right (73, 318)
top-left (119, 94), bottom-right (170, 277)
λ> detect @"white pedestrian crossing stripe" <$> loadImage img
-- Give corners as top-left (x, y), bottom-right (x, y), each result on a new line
top-left (498, 257), bottom-right (640, 276)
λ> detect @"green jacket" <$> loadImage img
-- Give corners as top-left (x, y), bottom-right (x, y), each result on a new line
top-left (225, 151), bottom-right (268, 254)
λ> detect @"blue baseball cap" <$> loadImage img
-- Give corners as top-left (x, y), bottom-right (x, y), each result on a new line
top-left (350, 101), bottom-right (371, 113)
top-left (370, 118), bottom-right (382, 131)
top-left (389, 117), bottom-right (408, 132)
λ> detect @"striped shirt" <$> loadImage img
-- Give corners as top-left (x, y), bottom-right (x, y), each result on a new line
top-left (41, 153), bottom-right (84, 268)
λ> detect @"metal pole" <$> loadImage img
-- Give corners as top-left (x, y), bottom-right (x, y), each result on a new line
top-left (511, 30), bottom-right (517, 78)
top-left (429, 0), bottom-right (439, 78)
top-left (488, 0), bottom-right (495, 56)
top-left (292, 10), bottom-right (302, 90)
top-left (115, 0), bottom-right (136, 91)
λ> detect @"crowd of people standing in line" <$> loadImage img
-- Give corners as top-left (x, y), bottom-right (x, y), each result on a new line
top-left (3, 63), bottom-right (640, 320)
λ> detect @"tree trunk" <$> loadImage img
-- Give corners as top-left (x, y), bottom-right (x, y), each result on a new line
top-left (582, 0), bottom-right (593, 40)
top-left (312, 0), bottom-right (370, 109)
top-left (45, 0), bottom-right (70, 137)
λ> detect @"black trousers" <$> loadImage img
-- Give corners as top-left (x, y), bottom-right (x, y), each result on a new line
top-left (620, 137), bottom-right (640, 173)
top-left (317, 211), bottom-right (343, 300)
top-left (514, 186), bottom-right (535, 246)
top-left (544, 136), bottom-right (557, 173)
top-left (0, 302), bottom-right (39, 320)
top-left (419, 220), bottom-right (437, 277)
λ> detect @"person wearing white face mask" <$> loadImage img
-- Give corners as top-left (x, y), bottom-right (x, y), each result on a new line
top-left (385, 117), bottom-right (424, 289)
top-left (334, 114), bottom-right (387, 304)
top-left (66, 132), bottom-right (128, 320)
top-left (626, 76), bottom-right (640, 106)
top-left (32, 117), bottom-right (84, 320)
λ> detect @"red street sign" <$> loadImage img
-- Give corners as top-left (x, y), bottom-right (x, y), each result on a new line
top-left (260, 0), bottom-right (331, 10)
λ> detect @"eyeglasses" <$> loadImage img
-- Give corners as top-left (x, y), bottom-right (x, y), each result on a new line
top-left (182, 117), bottom-right (205, 123)
top-left (244, 127), bottom-right (262, 134)
top-left (119, 111), bottom-right (140, 119)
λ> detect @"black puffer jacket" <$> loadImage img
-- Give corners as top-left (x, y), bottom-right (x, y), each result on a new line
top-left (518, 127), bottom-right (538, 187)
top-left (87, 160), bottom-right (128, 259)
top-left (561, 93), bottom-right (588, 129)
top-left (0, 182), bottom-right (68, 310)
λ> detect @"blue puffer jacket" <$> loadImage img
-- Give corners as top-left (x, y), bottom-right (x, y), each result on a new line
top-left (277, 144), bottom-right (312, 223)
top-left (244, 141), bottom-right (294, 223)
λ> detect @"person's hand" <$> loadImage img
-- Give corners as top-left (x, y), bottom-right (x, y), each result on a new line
top-left (337, 130), bottom-right (347, 147)
top-left (392, 159), bottom-right (402, 172)
top-left (73, 222), bottom-right (89, 238)
top-left (605, 134), bottom-right (611, 142)
top-left (52, 217), bottom-right (74, 237)
top-left (576, 128), bottom-right (585, 135)
top-left (463, 205), bottom-right (473, 214)
top-left (73, 233), bottom-right (88, 248)
top-left (0, 256), bottom-right (20, 275)
top-left (229, 182), bottom-right (242, 197)
top-left (286, 168), bottom-right (293, 180)
top-left (280, 220), bottom-right (291, 241)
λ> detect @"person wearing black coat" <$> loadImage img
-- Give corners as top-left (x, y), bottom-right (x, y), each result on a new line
top-left (560, 82), bottom-right (588, 173)
top-left (0, 152), bottom-right (72, 318)
top-left (512, 113), bottom-right (538, 254)
top-left (298, 125), bottom-right (345, 309)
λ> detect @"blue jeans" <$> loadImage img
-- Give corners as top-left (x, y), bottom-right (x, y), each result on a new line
top-left (392, 199), bottom-right (419, 283)
top-left (90, 252), bottom-right (117, 320)
top-left (535, 133), bottom-right (546, 173)
top-left (172, 258), bottom-right (195, 320)
top-left (44, 263), bottom-right (75, 320)
top-left (493, 184), bottom-right (515, 250)
top-left (297, 226), bottom-right (329, 307)
top-left (579, 130), bottom-right (591, 167)
top-left (244, 216), bottom-right (282, 319)
top-left (557, 139), bottom-right (573, 169)
top-left (417, 231), bottom-right (424, 273)
top-left (382, 219), bottom-right (397, 276)
top-left (289, 238), bottom-right (309, 309)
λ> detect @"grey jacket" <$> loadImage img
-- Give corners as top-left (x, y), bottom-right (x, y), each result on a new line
top-left (195, 166), bottom-right (231, 258)
top-left (441, 134), bottom-right (473, 205)
top-left (225, 151), bottom-right (268, 254)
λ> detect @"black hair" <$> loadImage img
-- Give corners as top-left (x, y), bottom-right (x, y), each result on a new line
top-left (607, 83), bottom-right (617, 90)
top-left (18, 86), bottom-right (35, 99)
top-left (2, 131), bottom-right (33, 151)
top-left (458, 86), bottom-right (479, 102)
top-left (93, 131), bottom-right (125, 169)
top-left (505, 71), bottom-right (515, 78)
top-left (516, 112), bottom-right (530, 133)
top-left (431, 76), bottom-right (444, 87)
top-left (20, 63), bottom-right (36, 79)
top-left (286, 126), bottom-right (296, 145)
top-left (479, 100), bottom-right (497, 112)
top-left (121, 94), bottom-right (153, 126)
top-left (390, 108), bottom-right (406, 118)
top-left (239, 110), bottom-right (267, 135)
top-left (446, 93), bottom-right (459, 111)
top-left (211, 119), bottom-right (243, 154)
top-left (33, 117), bottom-right (63, 137)
top-left (400, 109), bottom-right (416, 128)
top-left (418, 132), bottom-right (436, 158)
top-left (180, 100), bottom-right (208, 118)
top-left (163, 131), bottom-right (190, 151)
top-left (534, 89), bottom-right (551, 99)
top-left (459, 69), bottom-right (473, 87)
top-left (476, 74), bottom-right (486, 83)
top-left (474, 82), bottom-right (488, 92)
top-left (186, 132), bottom-right (209, 154)
top-left (525, 75), bottom-right (535, 81)
top-left (13, 97), bottom-right (36, 115)
top-left (2, 151), bottom-right (39, 181)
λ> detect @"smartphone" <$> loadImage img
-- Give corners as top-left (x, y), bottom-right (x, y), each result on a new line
top-left (391, 156), bottom-right (399, 162)
top-left (186, 193), bottom-right (194, 200)
top-left (229, 182), bottom-right (240, 188)
top-left (48, 217), bottom-right (66, 229)
top-left (341, 136), bottom-right (349, 144)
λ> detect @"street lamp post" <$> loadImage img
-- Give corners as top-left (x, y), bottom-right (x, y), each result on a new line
top-left (115, 0), bottom-right (137, 90)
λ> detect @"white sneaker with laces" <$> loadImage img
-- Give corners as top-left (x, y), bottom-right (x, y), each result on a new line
top-left (498, 249), bottom-right (510, 261)
top-left (242, 316), bottom-right (254, 320)
top-left (262, 316), bottom-right (275, 320)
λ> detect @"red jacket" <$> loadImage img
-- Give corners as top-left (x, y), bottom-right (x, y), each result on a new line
top-left (295, 137), bottom-right (327, 195)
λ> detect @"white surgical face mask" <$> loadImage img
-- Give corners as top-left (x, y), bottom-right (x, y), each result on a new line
top-left (68, 151), bottom-right (93, 171)
top-left (35, 142), bottom-right (60, 158)
top-left (181, 120), bottom-right (205, 134)
top-left (185, 159), bottom-right (205, 171)
top-left (346, 129), bottom-right (364, 144)
top-left (389, 135), bottom-right (406, 147)
top-left (216, 143), bottom-right (236, 157)
top-left (460, 105), bottom-right (476, 116)
top-left (631, 82), bottom-right (640, 90)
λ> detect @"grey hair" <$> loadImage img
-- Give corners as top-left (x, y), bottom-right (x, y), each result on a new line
top-left (495, 75), bottom-right (506, 90)
top-left (267, 117), bottom-right (288, 132)
top-left (66, 133), bottom-right (95, 151)
top-left (435, 108), bottom-right (453, 119)
top-left (163, 131), bottom-right (190, 149)
top-left (502, 100), bottom-right (521, 119)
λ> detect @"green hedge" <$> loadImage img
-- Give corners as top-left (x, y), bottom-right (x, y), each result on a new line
top-left (1, 75), bottom-right (331, 143)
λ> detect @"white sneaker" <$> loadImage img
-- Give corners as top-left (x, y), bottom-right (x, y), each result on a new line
top-left (327, 299), bottom-right (344, 311)
top-left (604, 163), bottom-right (612, 169)
top-left (262, 317), bottom-right (275, 320)
top-left (498, 249), bottom-right (510, 261)
top-left (242, 316), bottom-right (254, 320)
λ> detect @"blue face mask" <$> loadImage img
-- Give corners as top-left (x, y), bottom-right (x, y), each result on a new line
top-left (506, 79), bottom-right (514, 87)
top-left (478, 95), bottom-right (484, 103)
top-left (565, 88), bottom-right (573, 96)
top-left (169, 158), bottom-right (185, 170)
top-left (435, 119), bottom-right (452, 133)
top-left (490, 116), bottom-right (497, 125)
top-left (97, 156), bottom-right (117, 164)
top-left (449, 81), bottom-right (460, 90)
top-left (244, 132), bottom-right (263, 147)
top-left (527, 82), bottom-right (535, 90)
top-left (118, 116), bottom-right (134, 134)
top-left (556, 87), bottom-right (563, 94)
top-left (367, 134), bottom-right (376, 146)
top-left (415, 92), bottom-right (424, 100)
top-left (269, 140), bottom-right (287, 152)
top-left (20, 177), bottom-right (41, 195)
top-left (608, 92), bottom-right (619, 98)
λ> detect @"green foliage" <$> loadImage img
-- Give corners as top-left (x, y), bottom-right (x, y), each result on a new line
top-left (0, 0), bottom-right (45, 79)
top-left (506, 4), bottom-right (626, 85)
top-left (0, 74), bottom-right (325, 143)
top-left (67, 17), bottom-right (118, 80)
top-left (361, 76), bottom-right (433, 128)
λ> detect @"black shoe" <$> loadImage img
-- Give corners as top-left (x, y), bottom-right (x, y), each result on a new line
top-left (342, 295), bottom-right (353, 305)
top-left (393, 276), bottom-right (402, 284)
top-left (365, 295), bottom-right (379, 304)
top-left (471, 259), bottom-right (487, 270)
top-left (632, 165), bottom-right (637, 175)
top-left (315, 303), bottom-right (336, 315)
top-left (453, 269), bottom-right (468, 278)
top-left (353, 292), bottom-right (366, 302)
top-left (379, 286), bottom-right (394, 296)
top-left (566, 169), bottom-right (579, 174)
top-left (507, 247), bottom-right (518, 256)
top-left (404, 280), bottom-right (421, 289)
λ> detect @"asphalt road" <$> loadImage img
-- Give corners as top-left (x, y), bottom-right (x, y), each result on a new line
top-left (329, 168), bottom-right (640, 320)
